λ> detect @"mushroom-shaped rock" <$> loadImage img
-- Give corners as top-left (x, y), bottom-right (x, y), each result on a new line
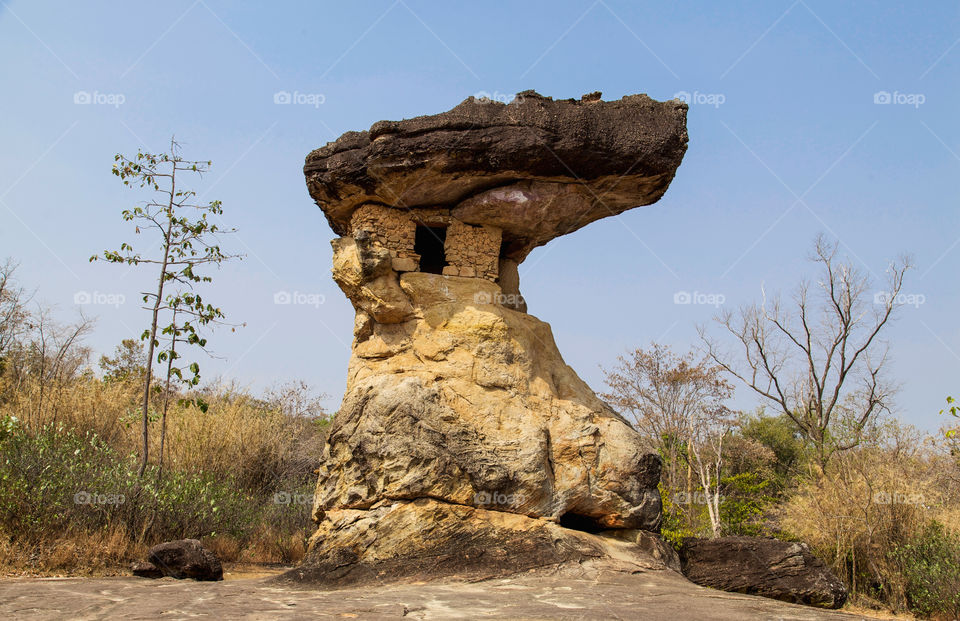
top-left (289, 92), bottom-right (688, 587)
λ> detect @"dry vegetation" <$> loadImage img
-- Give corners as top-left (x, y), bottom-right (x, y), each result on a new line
top-left (0, 260), bottom-right (328, 575)
top-left (3, 241), bottom-right (959, 619)
top-left (603, 343), bottom-right (960, 619)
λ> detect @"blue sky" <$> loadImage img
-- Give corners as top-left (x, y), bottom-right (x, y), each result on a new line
top-left (0, 1), bottom-right (957, 431)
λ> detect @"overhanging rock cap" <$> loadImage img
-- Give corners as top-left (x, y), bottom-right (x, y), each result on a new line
top-left (305, 90), bottom-right (688, 260)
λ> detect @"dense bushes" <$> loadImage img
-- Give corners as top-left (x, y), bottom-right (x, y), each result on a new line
top-left (776, 418), bottom-right (960, 618)
top-left (0, 417), bottom-right (253, 541)
top-left (893, 521), bottom-right (960, 619)
top-left (649, 406), bottom-right (960, 618)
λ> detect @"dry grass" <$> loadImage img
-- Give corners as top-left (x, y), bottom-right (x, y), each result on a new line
top-left (5, 376), bottom-right (139, 452)
top-left (0, 526), bottom-right (146, 577)
top-left (203, 527), bottom-right (306, 565)
top-left (781, 419), bottom-right (960, 613)
top-left (0, 371), bottom-right (325, 576)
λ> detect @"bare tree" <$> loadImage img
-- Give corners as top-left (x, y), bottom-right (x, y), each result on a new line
top-left (602, 343), bottom-right (734, 534)
top-left (0, 259), bottom-right (31, 363)
top-left (29, 307), bottom-right (94, 423)
top-left (687, 408), bottom-right (736, 537)
top-left (700, 236), bottom-right (911, 468)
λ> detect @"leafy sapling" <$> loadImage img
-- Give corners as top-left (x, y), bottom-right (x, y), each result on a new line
top-left (92, 139), bottom-right (242, 477)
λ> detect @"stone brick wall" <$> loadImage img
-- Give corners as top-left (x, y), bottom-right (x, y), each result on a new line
top-left (443, 222), bottom-right (501, 280)
top-left (349, 205), bottom-right (501, 280)
top-left (350, 204), bottom-right (416, 260)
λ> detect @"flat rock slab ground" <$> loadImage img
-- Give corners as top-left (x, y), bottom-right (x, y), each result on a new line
top-left (1, 566), bottom-right (877, 620)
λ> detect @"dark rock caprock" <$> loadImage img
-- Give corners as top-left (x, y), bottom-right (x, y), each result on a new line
top-left (679, 536), bottom-right (848, 609)
top-left (305, 90), bottom-right (688, 260)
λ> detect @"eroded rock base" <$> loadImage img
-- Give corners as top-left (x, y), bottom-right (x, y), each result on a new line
top-left (278, 498), bottom-right (669, 588)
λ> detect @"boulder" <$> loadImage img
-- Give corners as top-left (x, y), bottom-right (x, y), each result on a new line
top-left (130, 561), bottom-right (163, 579)
top-left (134, 539), bottom-right (223, 582)
top-left (678, 536), bottom-right (847, 609)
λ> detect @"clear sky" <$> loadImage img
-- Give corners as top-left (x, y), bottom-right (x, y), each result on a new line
top-left (1, 1), bottom-right (957, 431)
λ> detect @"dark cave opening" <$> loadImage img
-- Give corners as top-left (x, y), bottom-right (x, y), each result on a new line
top-left (414, 225), bottom-right (448, 274)
top-left (558, 512), bottom-right (606, 534)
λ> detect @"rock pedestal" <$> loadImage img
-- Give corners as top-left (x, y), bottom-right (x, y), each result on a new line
top-left (286, 91), bottom-right (689, 586)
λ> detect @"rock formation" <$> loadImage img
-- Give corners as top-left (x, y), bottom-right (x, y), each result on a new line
top-left (285, 91), bottom-right (689, 586)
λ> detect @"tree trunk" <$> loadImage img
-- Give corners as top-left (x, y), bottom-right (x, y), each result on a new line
top-left (137, 164), bottom-right (177, 478)
top-left (157, 312), bottom-right (177, 482)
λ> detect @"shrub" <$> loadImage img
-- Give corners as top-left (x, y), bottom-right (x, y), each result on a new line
top-left (780, 417), bottom-right (959, 613)
top-left (0, 414), bottom-right (316, 571)
top-left (892, 521), bottom-right (960, 619)
top-left (0, 416), bottom-right (256, 543)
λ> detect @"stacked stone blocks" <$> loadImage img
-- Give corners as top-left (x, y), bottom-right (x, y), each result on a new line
top-left (349, 203), bottom-right (501, 281)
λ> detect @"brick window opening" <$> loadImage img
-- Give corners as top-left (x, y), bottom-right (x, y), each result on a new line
top-left (414, 225), bottom-right (448, 274)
